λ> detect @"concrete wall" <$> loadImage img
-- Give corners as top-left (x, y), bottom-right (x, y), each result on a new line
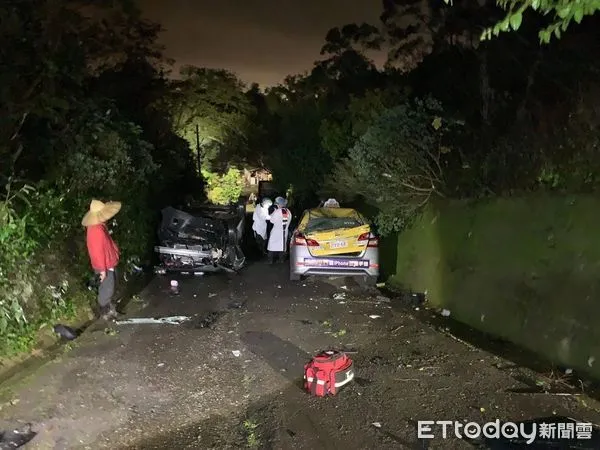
top-left (388, 194), bottom-right (600, 378)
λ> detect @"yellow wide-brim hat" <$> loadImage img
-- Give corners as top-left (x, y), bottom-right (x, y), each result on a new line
top-left (81, 199), bottom-right (122, 227)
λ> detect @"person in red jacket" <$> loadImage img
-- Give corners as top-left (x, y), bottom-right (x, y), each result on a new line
top-left (81, 199), bottom-right (122, 320)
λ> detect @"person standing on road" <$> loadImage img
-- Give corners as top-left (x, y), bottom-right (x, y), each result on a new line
top-left (252, 197), bottom-right (272, 255)
top-left (81, 199), bottom-right (122, 321)
top-left (267, 196), bottom-right (292, 264)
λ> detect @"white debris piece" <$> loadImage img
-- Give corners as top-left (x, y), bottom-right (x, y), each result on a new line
top-left (441, 309), bottom-right (451, 317)
top-left (333, 293), bottom-right (346, 300)
top-left (372, 422), bottom-right (382, 428)
top-left (232, 350), bottom-right (241, 357)
top-left (369, 315), bottom-right (382, 319)
top-left (115, 316), bottom-right (190, 325)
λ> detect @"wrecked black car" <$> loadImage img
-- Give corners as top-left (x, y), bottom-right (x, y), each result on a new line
top-left (154, 204), bottom-right (246, 275)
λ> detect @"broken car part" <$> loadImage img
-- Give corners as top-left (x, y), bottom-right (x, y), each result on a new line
top-left (153, 205), bottom-right (246, 275)
top-left (115, 316), bottom-right (191, 325)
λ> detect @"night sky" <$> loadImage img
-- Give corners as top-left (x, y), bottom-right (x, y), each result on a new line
top-left (140, 0), bottom-right (383, 87)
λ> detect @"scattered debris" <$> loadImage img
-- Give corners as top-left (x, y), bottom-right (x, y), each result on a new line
top-left (53, 324), bottom-right (78, 341)
top-left (441, 309), bottom-right (451, 317)
top-left (194, 311), bottom-right (224, 329)
top-left (170, 280), bottom-right (180, 296)
top-left (376, 282), bottom-right (385, 288)
top-left (116, 316), bottom-right (191, 325)
top-left (340, 285), bottom-right (348, 290)
top-left (332, 329), bottom-right (347, 338)
top-left (232, 350), bottom-right (241, 357)
top-left (0, 423), bottom-right (36, 449)
top-left (368, 315), bottom-right (382, 319)
top-left (333, 292), bottom-right (346, 301)
top-left (104, 328), bottom-right (117, 336)
top-left (371, 422), bottom-right (382, 429)
top-left (228, 300), bottom-right (245, 309)
top-left (157, 363), bottom-right (165, 367)
top-left (375, 295), bottom-right (390, 303)
top-left (208, 293), bottom-right (217, 298)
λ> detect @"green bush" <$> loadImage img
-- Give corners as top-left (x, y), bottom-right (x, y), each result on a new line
top-left (328, 98), bottom-right (454, 235)
top-left (202, 167), bottom-right (244, 205)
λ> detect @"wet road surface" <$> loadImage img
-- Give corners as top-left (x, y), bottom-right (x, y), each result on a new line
top-left (1, 261), bottom-right (600, 449)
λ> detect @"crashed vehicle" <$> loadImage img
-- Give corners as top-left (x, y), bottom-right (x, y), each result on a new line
top-left (289, 206), bottom-right (379, 284)
top-left (154, 204), bottom-right (246, 275)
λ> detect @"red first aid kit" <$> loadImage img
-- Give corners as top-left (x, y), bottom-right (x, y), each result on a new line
top-left (303, 350), bottom-right (354, 397)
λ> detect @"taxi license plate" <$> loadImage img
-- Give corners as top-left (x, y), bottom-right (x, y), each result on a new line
top-left (329, 240), bottom-right (348, 249)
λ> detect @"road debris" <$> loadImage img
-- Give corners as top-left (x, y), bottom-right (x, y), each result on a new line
top-left (194, 311), bottom-right (224, 329)
top-left (441, 309), bottom-right (451, 317)
top-left (53, 324), bottom-right (78, 341)
top-left (116, 316), bottom-right (191, 325)
top-left (208, 293), bottom-right (217, 298)
top-left (375, 295), bottom-right (390, 303)
top-left (333, 292), bottom-right (346, 300)
top-left (0, 423), bottom-right (36, 449)
top-left (170, 280), bottom-right (180, 295)
top-left (232, 350), bottom-right (241, 357)
top-left (368, 315), bottom-right (382, 319)
top-left (371, 422), bottom-right (382, 428)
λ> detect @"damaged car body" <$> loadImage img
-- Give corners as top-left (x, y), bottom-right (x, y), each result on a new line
top-left (154, 204), bottom-right (246, 275)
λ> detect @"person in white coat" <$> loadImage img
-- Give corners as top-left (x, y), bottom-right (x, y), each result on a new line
top-left (252, 197), bottom-right (272, 255)
top-left (267, 196), bottom-right (292, 264)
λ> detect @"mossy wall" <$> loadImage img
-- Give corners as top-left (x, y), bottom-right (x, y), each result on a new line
top-left (389, 194), bottom-right (600, 378)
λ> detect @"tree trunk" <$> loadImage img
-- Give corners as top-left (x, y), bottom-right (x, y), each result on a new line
top-left (479, 50), bottom-right (492, 125)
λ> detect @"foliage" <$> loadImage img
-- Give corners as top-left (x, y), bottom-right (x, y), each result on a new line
top-left (168, 66), bottom-right (255, 171)
top-left (201, 168), bottom-right (244, 205)
top-left (443, 0), bottom-right (600, 43)
top-left (0, 0), bottom-right (197, 356)
top-left (328, 98), bottom-right (454, 235)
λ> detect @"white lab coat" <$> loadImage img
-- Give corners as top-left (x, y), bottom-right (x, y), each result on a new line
top-left (267, 207), bottom-right (292, 252)
top-left (252, 205), bottom-right (270, 240)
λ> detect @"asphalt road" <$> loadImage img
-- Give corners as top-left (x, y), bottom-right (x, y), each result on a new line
top-left (2, 260), bottom-right (600, 449)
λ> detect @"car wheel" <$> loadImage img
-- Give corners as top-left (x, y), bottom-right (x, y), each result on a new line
top-left (290, 272), bottom-right (301, 281)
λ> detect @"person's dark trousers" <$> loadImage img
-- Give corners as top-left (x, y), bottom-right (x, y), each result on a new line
top-left (268, 251), bottom-right (286, 264)
top-left (254, 233), bottom-right (267, 255)
top-left (97, 268), bottom-right (118, 318)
